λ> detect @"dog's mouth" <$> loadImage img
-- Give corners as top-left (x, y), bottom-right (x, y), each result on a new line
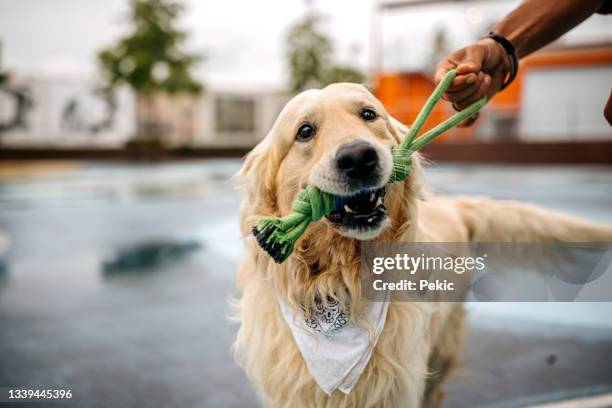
top-left (325, 187), bottom-right (387, 233)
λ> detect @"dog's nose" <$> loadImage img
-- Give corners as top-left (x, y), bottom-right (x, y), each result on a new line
top-left (335, 140), bottom-right (379, 181)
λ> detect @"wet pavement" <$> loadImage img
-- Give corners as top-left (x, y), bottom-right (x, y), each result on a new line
top-left (0, 160), bottom-right (611, 407)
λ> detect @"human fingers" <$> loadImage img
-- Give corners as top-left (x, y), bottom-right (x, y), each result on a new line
top-left (434, 60), bottom-right (458, 85)
top-left (444, 72), bottom-right (485, 102)
top-left (444, 73), bottom-right (479, 94)
top-left (452, 74), bottom-right (491, 111)
top-left (457, 112), bottom-right (480, 127)
top-left (455, 44), bottom-right (486, 75)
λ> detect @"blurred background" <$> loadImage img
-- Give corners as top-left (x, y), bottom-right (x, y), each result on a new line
top-left (0, 0), bottom-right (611, 407)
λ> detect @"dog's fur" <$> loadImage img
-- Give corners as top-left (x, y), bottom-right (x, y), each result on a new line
top-left (233, 83), bottom-right (612, 407)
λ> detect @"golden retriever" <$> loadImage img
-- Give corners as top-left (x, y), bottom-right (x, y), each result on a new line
top-left (233, 82), bottom-right (612, 407)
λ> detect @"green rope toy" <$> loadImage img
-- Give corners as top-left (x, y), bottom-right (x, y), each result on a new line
top-left (253, 69), bottom-right (487, 263)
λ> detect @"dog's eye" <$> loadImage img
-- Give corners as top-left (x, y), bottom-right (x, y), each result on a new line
top-left (360, 108), bottom-right (377, 122)
top-left (296, 123), bottom-right (315, 142)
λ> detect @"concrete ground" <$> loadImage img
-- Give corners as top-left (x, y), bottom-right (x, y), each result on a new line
top-left (0, 160), bottom-right (611, 407)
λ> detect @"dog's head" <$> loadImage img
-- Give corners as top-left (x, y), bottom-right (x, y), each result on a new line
top-left (239, 83), bottom-right (421, 246)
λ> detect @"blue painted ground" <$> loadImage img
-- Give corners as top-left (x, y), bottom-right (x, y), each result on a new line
top-left (0, 160), bottom-right (611, 407)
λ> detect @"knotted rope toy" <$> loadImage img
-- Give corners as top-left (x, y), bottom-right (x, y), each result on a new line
top-left (253, 69), bottom-right (487, 263)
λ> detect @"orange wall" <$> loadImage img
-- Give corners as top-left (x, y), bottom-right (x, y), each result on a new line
top-left (374, 72), bottom-right (473, 142)
top-left (374, 46), bottom-right (612, 142)
top-left (492, 47), bottom-right (612, 110)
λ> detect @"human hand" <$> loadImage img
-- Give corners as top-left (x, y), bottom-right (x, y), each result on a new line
top-left (434, 38), bottom-right (510, 126)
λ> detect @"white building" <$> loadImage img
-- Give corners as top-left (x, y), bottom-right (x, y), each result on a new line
top-left (0, 76), bottom-right (289, 148)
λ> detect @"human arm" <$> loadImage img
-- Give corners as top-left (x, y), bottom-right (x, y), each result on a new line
top-left (435, 0), bottom-right (609, 116)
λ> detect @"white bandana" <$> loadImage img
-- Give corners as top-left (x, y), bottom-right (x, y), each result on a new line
top-left (279, 294), bottom-right (390, 395)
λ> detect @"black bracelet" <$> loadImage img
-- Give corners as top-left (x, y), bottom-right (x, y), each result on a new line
top-left (487, 31), bottom-right (519, 90)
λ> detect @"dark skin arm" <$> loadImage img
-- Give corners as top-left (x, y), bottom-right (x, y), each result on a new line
top-left (435, 0), bottom-right (611, 126)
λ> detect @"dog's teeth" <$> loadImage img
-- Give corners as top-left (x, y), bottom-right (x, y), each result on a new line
top-left (368, 217), bottom-right (375, 223)
top-left (344, 205), bottom-right (354, 213)
top-left (376, 197), bottom-right (383, 206)
top-left (370, 193), bottom-right (375, 201)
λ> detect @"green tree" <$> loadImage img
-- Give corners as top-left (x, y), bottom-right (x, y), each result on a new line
top-left (97, 0), bottom-right (203, 141)
top-left (286, 11), bottom-right (365, 92)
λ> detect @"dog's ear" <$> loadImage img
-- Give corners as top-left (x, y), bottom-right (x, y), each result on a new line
top-left (387, 116), bottom-right (410, 144)
top-left (237, 130), bottom-right (284, 232)
top-left (239, 138), bottom-right (276, 203)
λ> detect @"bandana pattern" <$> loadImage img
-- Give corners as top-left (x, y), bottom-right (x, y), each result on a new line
top-left (304, 297), bottom-right (350, 339)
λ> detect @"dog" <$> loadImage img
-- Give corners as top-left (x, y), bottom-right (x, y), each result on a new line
top-left (233, 82), bottom-right (612, 407)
